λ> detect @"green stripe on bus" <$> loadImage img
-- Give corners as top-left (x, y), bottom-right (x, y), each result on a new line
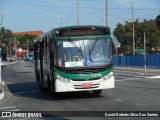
top-left (54, 66), bottom-right (114, 81)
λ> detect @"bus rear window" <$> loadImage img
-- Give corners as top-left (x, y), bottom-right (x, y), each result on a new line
top-left (55, 27), bottom-right (110, 37)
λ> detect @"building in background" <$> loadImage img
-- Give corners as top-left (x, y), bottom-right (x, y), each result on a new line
top-left (13, 30), bottom-right (44, 36)
top-left (12, 30), bottom-right (44, 61)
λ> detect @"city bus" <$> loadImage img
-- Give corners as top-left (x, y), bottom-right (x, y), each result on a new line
top-left (34, 25), bottom-right (115, 95)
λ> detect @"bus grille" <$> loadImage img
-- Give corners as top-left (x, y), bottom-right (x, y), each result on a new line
top-left (73, 83), bottom-right (100, 89)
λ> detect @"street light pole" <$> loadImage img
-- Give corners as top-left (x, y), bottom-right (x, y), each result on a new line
top-left (75, 2), bottom-right (79, 25)
top-left (106, 0), bottom-right (108, 26)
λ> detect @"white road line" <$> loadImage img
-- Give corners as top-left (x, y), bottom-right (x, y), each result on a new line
top-left (9, 109), bottom-right (20, 111)
top-left (0, 89), bottom-right (4, 100)
top-left (135, 103), bottom-right (146, 106)
top-left (115, 73), bottom-right (147, 78)
top-left (116, 78), bottom-right (143, 81)
top-left (114, 99), bottom-right (123, 102)
top-left (147, 76), bottom-right (160, 78)
top-left (0, 106), bottom-right (16, 109)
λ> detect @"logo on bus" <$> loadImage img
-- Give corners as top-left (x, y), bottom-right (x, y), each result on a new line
top-left (86, 58), bottom-right (93, 66)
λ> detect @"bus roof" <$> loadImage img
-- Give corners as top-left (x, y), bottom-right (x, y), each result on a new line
top-left (34, 25), bottom-right (110, 43)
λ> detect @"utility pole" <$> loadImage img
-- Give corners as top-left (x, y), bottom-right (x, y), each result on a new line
top-left (106, 0), bottom-right (108, 26)
top-left (10, 39), bottom-right (11, 59)
top-left (27, 39), bottom-right (29, 59)
top-left (144, 32), bottom-right (146, 75)
top-left (0, 0), bottom-right (6, 30)
top-left (75, 2), bottom-right (79, 25)
top-left (132, 3), bottom-right (135, 55)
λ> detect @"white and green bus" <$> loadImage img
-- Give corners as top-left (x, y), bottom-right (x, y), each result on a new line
top-left (34, 25), bottom-right (115, 95)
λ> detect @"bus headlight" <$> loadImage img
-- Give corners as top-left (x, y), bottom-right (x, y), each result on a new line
top-left (55, 73), bottom-right (70, 83)
top-left (102, 72), bottom-right (113, 80)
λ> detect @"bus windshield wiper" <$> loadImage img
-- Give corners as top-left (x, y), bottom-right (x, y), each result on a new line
top-left (68, 38), bottom-right (83, 58)
top-left (89, 37), bottom-right (98, 56)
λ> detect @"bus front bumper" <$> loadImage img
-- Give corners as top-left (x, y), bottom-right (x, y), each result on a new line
top-left (55, 76), bottom-right (115, 92)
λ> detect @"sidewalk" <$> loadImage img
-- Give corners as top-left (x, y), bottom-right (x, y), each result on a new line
top-left (114, 66), bottom-right (160, 78)
top-left (1, 61), bottom-right (19, 66)
top-left (0, 61), bottom-right (18, 101)
top-left (0, 81), bottom-right (5, 101)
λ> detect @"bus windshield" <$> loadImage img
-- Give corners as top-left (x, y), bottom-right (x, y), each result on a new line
top-left (54, 39), bottom-right (113, 68)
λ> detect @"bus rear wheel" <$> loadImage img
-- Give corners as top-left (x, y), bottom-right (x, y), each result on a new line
top-left (92, 90), bottom-right (102, 95)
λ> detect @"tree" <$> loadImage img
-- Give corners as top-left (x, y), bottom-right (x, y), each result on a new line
top-left (0, 27), bottom-right (13, 60)
top-left (156, 14), bottom-right (160, 28)
top-left (13, 34), bottom-right (37, 52)
top-left (113, 19), bottom-right (160, 55)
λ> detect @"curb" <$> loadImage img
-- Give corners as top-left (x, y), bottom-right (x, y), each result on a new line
top-left (0, 81), bottom-right (13, 104)
top-left (0, 81), bottom-right (5, 101)
top-left (0, 88), bottom-right (4, 100)
top-left (115, 73), bottom-right (160, 79)
top-left (2, 61), bottom-right (18, 67)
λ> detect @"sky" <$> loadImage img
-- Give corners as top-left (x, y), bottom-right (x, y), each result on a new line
top-left (0, 0), bottom-right (160, 33)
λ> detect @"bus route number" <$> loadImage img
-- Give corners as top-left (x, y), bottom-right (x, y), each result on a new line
top-left (91, 73), bottom-right (102, 78)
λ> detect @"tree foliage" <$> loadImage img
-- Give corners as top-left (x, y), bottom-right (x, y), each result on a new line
top-left (14, 34), bottom-right (37, 51)
top-left (0, 27), bottom-right (37, 60)
top-left (0, 27), bottom-right (13, 60)
top-left (156, 14), bottom-right (160, 28)
top-left (113, 19), bottom-right (160, 55)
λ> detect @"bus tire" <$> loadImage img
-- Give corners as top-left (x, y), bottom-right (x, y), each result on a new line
top-left (39, 84), bottom-right (45, 91)
top-left (36, 72), bottom-right (40, 82)
top-left (92, 90), bottom-right (102, 95)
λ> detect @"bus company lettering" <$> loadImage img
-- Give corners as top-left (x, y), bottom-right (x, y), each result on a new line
top-left (91, 73), bottom-right (102, 78)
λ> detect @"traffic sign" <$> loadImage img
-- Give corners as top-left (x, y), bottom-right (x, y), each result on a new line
top-left (135, 49), bottom-right (144, 53)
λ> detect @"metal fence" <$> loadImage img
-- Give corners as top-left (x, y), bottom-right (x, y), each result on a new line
top-left (114, 54), bottom-right (160, 67)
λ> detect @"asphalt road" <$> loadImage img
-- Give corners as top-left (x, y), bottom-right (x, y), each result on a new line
top-left (0, 62), bottom-right (160, 120)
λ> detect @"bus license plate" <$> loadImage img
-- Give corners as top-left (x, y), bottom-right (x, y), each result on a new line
top-left (82, 83), bottom-right (92, 88)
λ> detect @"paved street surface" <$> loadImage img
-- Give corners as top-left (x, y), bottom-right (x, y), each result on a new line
top-left (0, 62), bottom-right (160, 120)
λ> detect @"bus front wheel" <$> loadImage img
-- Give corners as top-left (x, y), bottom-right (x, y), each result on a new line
top-left (92, 90), bottom-right (102, 95)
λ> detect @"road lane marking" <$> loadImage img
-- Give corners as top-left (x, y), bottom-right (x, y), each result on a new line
top-left (0, 106), bottom-right (16, 109)
top-left (135, 103), bottom-right (147, 106)
top-left (0, 106), bottom-right (20, 112)
top-left (115, 73), bottom-right (147, 78)
top-left (116, 78), bottom-right (143, 81)
top-left (114, 99), bottom-right (123, 102)
top-left (10, 109), bottom-right (20, 111)
top-left (147, 76), bottom-right (160, 78)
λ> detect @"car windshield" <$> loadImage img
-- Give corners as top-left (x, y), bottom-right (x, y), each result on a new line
top-left (54, 39), bottom-right (113, 68)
